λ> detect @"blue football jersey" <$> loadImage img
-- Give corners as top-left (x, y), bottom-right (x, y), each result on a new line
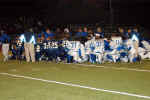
top-left (16, 39), bottom-right (23, 49)
top-left (50, 40), bottom-right (58, 49)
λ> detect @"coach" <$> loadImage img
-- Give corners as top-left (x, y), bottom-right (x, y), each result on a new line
top-left (0, 31), bottom-right (10, 62)
top-left (21, 28), bottom-right (36, 62)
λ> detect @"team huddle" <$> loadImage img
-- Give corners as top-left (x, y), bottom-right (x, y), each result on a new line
top-left (9, 32), bottom-right (150, 64)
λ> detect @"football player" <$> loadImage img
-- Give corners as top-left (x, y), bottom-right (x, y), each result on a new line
top-left (105, 34), bottom-right (123, 63)
top-left (67, 40), bottom-right (83, 63)
top-left (125, 39), bottom-right (139, 63)
top-left (16, 36), bottom-right (24, 60)
top-left (35, 38), bottom-right (43, 61)
top-left (85, 34), bottom-right (96, 63)
top-left (93, 34), bottom-right (105, 64)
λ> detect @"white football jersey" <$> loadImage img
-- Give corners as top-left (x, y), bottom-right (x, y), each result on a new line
top-left (110, 36), bottom-right (123, 49)
top-left (111, 36), bottom-right (122, 46)
top-left (85, 39), bottom-right (95, 54)
top-left (69, 41), bottom-right (81, 51)
top-left (142, 41), bottom-right (150, 51)
top-left (94, 39), bottom-right (104, 53)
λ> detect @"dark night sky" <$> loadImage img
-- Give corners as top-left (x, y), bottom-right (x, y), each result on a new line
top-left (0, 0), bottom-right (150, 27)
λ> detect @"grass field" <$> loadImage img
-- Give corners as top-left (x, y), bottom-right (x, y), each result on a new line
top-left (0, 59), bottom-right (150, 100)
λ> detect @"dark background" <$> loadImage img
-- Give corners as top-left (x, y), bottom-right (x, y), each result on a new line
top-left (0, 0), bottom-right (150, 28)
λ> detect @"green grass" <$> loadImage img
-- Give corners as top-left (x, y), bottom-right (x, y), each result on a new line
top-left (0, 60), bottom-right (150, 100)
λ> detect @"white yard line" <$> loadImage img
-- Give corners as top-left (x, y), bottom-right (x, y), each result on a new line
top-left (0, 72), bottom-right (150, 99)
top-left (74, 63), bottom-right (150, 73)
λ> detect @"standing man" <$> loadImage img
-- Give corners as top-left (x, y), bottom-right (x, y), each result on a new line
top-left (0, 30), bottom-right (10, 62)
top-left (132, 27), bottom-right (140, 41)
top-left (126, 28), bottom-right (133, 39)
top-left (118, 27), bottom-right (126, 40)
top-left (75, 28), bottom-right (83, 38)
top-left (0, 35), bottom-right (2, 53)
top-left (95, 27), bottom-right (104, 38)
top-left (44, 28), bottom-right (55, 40)
top-left (20, 28), bottom-right (36, 62)
top-left (82, 27), bottom-right (88, 37)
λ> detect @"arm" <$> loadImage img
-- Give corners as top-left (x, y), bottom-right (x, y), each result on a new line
top-left (19, 34), bottom-right (26, 43)
top-left (29, 35), bottom-right (36, 44)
